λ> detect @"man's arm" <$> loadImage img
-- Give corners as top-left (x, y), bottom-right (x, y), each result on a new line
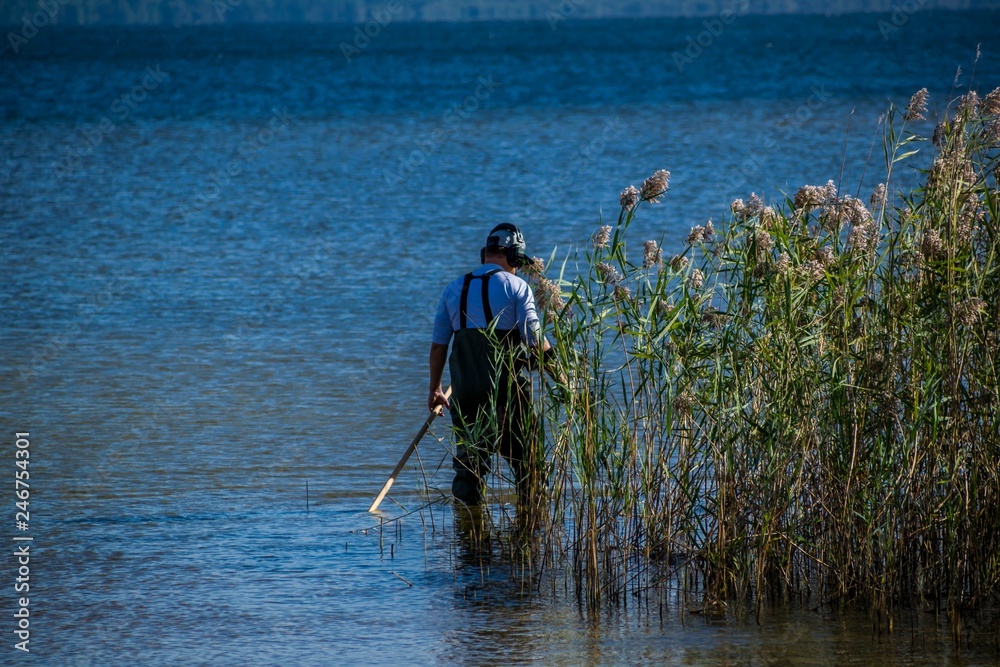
top-left (533, 335), bottom-right (566, 385)
top-left (429, 342), bottom-right (450, 412)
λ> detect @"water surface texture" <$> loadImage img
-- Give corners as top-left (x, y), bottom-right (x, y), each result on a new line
top-left (2, 11), bottom-right (1000, 665)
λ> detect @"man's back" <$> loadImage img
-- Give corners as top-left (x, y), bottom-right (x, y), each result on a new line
top-left (431, 263), bottom-right (540, 346)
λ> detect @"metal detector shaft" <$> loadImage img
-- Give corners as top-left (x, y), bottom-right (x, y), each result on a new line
top-left (368, 386), bottom-right (452, 513)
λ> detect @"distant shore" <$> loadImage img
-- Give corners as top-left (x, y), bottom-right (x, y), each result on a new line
top-left (1, 0), bottom-right (998, 27)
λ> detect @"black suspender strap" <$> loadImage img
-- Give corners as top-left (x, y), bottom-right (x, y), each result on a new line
top-left (458, 268), bottom-right (502, 330)
top-left (459, 273), bottom-right (474, 330)
top-left (481, 271), bottom-right (494, 324)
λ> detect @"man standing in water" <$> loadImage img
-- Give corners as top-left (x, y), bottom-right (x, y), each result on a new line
top-left (428, 223), bottom-right (550, 511)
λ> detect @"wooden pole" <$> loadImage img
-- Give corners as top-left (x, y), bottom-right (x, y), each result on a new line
top-left (368, 386), bottom-right (452, 513)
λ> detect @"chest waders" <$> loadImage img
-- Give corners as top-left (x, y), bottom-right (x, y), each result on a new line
top-left (449, 269), bottom-right (532, 506)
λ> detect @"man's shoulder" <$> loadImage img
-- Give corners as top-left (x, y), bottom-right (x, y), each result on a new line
top-left (493, 270), bottom-right (531, 297)
top-left (440, 266), bottom-right (529, 294)
top-left (441, 271), bottom-right (470, 292)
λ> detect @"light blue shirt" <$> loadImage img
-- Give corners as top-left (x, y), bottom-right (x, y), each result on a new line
top-left (432, 264), bottom-right (541, 346)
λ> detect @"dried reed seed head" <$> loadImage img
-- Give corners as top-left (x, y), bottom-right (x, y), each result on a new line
top-left (775, 252), bottom-right (790, 275)
top-left (800, 259), bottom-right (825, 281)
top-left (955, 297), bottom-right (986, 327)
top-left (816, 246), bottom-right (835, 266)
top-left (932, 121), bottom-right (948, 147)
top-left (703, 220), bottom-right (715, 240)
top-left (670, 254), bottom-right (689, 271)
top-left (522, 256), bottom-right (546, 276)
top-left (753, 229), bottom-right (774, 257)
top-left (639, 170), bottom-right (670, 203)
top-left (871, 183), bottom-right (887, 209)
top-left (957, 90), bottom-right (980, 117)
top-left (920, 228), bottom-right (944, 261)
top-left (820, 195), bottom-right (872, 235)
top-left (844, 196), bottom-right (873, 227)
top-left (592, 225), bottom-right (612, 249)
top-left (832, 285), bottom-right (846, 306)
top-left (956, 206), bottom-right (978, 247)
top-left (897, 249), bottom-right (919, 270)
top-left (672, 394), bottom-right (693, 415)
top-left (824, 180), bottom-right (838, 201)
top-left (928, 149), bottom-right (978, 195)
top-left (642, 240), bottom-right (662, 268)
top-left (760, 206), bottom-right (779, 229)
top-left (657, 300), bottom-right (674, 317)
top-left (986, 119), bottom-right (1000, 143)
top-left (732, 193), bottom-right (765, 221)
top-left (687, 224), bottom-right (708, 245)
top-left (847, 224), bottom-right (877, 253)
top-left (596, 261), bottom-right (623, 285)
top-left (619, 185), bottom-right (639, 211)
top-left (820, 204), bottom-right (845, 232)
top-left (794, 181), bottom-right (837, 211)
top-left (701, 309), bottom-right (726, 329)
top-left (534, 277), bottom-right (565, 313)
top-left (984, 87), bottom-right (1000, 116)
top-left (613, 284), bottom-right (632, 301)
top-left (904, 87), bottom-right (929, 121)
top-left (794, 185), bottom-right (826, 210)
top-left (731, 198), bottom-right (746, 219)
top-left (687, 268), bottom-right (704, 291)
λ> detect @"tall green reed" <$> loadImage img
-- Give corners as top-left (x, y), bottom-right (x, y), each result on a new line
top-left (514, 86), bottom-right (1000, 626)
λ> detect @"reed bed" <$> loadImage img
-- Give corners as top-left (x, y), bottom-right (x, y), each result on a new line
top-left (502, 87), bottom-right (1000, 629)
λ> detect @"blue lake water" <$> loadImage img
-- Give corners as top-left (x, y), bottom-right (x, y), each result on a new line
top-left (2, 10), bottom-right (1000, 665)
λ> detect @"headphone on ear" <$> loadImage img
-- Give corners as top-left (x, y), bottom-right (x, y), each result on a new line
top-left (481, 223), bottom-right (528, 268)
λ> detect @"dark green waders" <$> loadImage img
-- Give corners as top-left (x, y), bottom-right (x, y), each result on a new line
top-left (449, 269), bottom-right (537, 507)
